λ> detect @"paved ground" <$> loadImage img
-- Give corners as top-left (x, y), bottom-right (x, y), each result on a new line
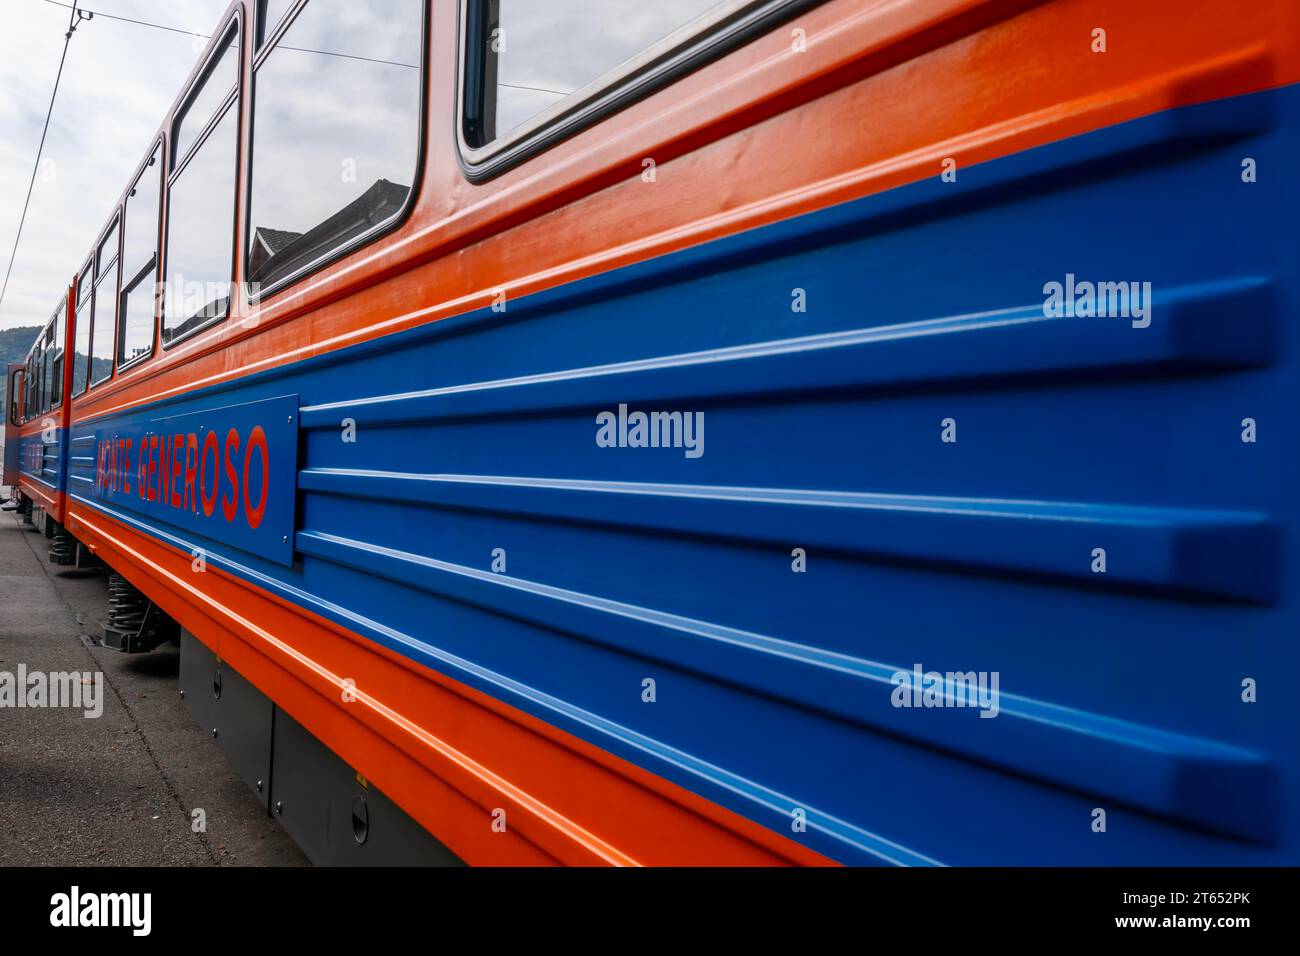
top-left (0, 499), bottom-right (307, 866)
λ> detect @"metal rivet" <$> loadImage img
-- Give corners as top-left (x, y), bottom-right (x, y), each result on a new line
top-left (256, 780), bottom-right (264, 793)
top-left (179, 689), bottom-right (185, 699)
top-left (275, 801), bottom-right (284, 815)
top-left (211, 728), bottom-right (219, 739)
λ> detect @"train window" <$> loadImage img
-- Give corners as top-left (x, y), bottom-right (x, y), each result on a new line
top-left (459, 0), bottom-right (806, 176)
top-left (245, 0), bottom-right (422, 295)
top-left (76, 261), bottom-right (91, 308)
top-left (8, 370), bottom-right (21, 427)
top-left (34, 348), bottom-right (43, 417)
top-left (71, 261), bottom-right (92, 397)
top-left (50, 302), bottom-right (65, 408)
top-left (37, 322), bottom-right (53, 414)
top-left (256, 0), bottom-right (295, 47)
top-left (164, 18), bottom-right (242, 347)
top-left (35, 344), bottom-right (45, 413)
top-left (89, 217), bottom-right (120, 388)
top-left (119, 144), bottom-right (163, 368)
top-left (27, 345), bottom-right (41, 420)
top-left (118, 282), bottom-right (156, 367)
top-left (164, 105), bottom-right (238, 345)
top-left (97, 219), bottom-right (119, 274)
top-left (89, 274), bottom-right (117, 387)
top-left (173, 26), bottom-right (240, 165)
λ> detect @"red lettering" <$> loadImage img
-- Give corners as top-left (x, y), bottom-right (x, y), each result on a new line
top-left (159, 433), bottom-right (170, 505)
top-left (185, 433), bottom-right (198, 513)
top-left (147, 435), bottom-right (159, 502)
top-left (170, 434), bottom-right (184, 508)
top-left (138, 436), bottom-right (148, 499)
top-left (200, 431), bottom-right (219, 517)
top-left (123, 438), bottom-right (132, 496)
top-left (221, 430), bottom-right (240, 522)
top-left (243, 426), bottom-right (269, 530)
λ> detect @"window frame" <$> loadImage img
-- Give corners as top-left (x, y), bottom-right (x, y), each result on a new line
top-left (88, 211), bottom-right (122, 390)
top-left (48, 296), bottom-right (66, 410)
top-left (161, 10), bottom-right (245, 351)
top-left (117, 138), bottom-right (166, 372)
top-left (8, 367), bottom-right (23, 428)
top-left (28, 336), bottom-right (44, 418)
top-left (242, 0), bottom-right (428, 306)
top-left (24, 347), bottom-right (37, 425)
top-left (70, 257), bottom-right (93, 399)
top-left (39, 316), bottom-right (55, 414)
top-left (455, 0), bottom-right (820, 182)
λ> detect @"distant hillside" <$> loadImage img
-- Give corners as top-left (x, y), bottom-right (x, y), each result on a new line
top-left (0, 326), bottom-right (40, 366)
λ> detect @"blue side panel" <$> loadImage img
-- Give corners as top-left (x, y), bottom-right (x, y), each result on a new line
top-left (70, 85), bottom-right (1300, 865)
top-left (20, 425), bottom-right (64, 497)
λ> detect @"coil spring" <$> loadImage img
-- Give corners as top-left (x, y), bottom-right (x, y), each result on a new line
top-left (102, 573), bottom-right (178, 652)
top-left (105, 574), bottom-right (147, 630)
top-left (48, 529), bottom-right (75, 565)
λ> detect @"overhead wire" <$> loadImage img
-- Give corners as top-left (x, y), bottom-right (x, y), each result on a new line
top-left (0, 3), bottom-right (91, 317)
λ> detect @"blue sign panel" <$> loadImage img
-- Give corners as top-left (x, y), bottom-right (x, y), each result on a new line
top-left (19, 423), bottom-right (61, 489)
top-left (84, 393), bottom-right (299, 566)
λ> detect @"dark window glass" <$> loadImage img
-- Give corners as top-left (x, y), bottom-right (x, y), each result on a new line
top-left (174, 27), bottom-right (240, 164)
top-left (257, 0), bottom-right (297, 46)
top-left (119, 146), bottom-right (163, 366)
top-left (246, 0), bottom-right (420, 290)
top-left (463, 0), bottom-right (726, 148)
top-left (72, 296), bottom-right (91, 397)
top-left (90, 271), bottom-right (116, 386)
top-left (28, 346), bottom-right (41, 419)
top-left (9, 370), bottom-right (22, 426)
top-left (50, 304), bottom-right (65, 407)
top-left (40, 323), bottom-right (54, 413)
top-left (164, 103), bottom-right (239, 344)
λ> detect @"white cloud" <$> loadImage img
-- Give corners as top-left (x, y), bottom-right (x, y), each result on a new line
top-left (0, 0), bottom-right (231, 332)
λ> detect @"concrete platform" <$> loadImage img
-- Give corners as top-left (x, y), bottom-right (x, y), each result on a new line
top-left (0, 508), bottom-right (306, 866)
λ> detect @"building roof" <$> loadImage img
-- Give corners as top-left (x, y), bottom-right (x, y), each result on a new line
top-left (248, 178), bottom-right (410, 286)
top-left (253, 227), bottom-right (305, 256)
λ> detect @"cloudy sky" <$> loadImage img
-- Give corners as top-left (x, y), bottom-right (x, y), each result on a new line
top-left (0, 0), bottom-right (230, 332)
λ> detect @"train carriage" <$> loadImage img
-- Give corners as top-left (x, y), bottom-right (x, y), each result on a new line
top-left (5, 0), bottom-right (1300, 865)
top-left (6, 289), bottom-right (75, 548)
